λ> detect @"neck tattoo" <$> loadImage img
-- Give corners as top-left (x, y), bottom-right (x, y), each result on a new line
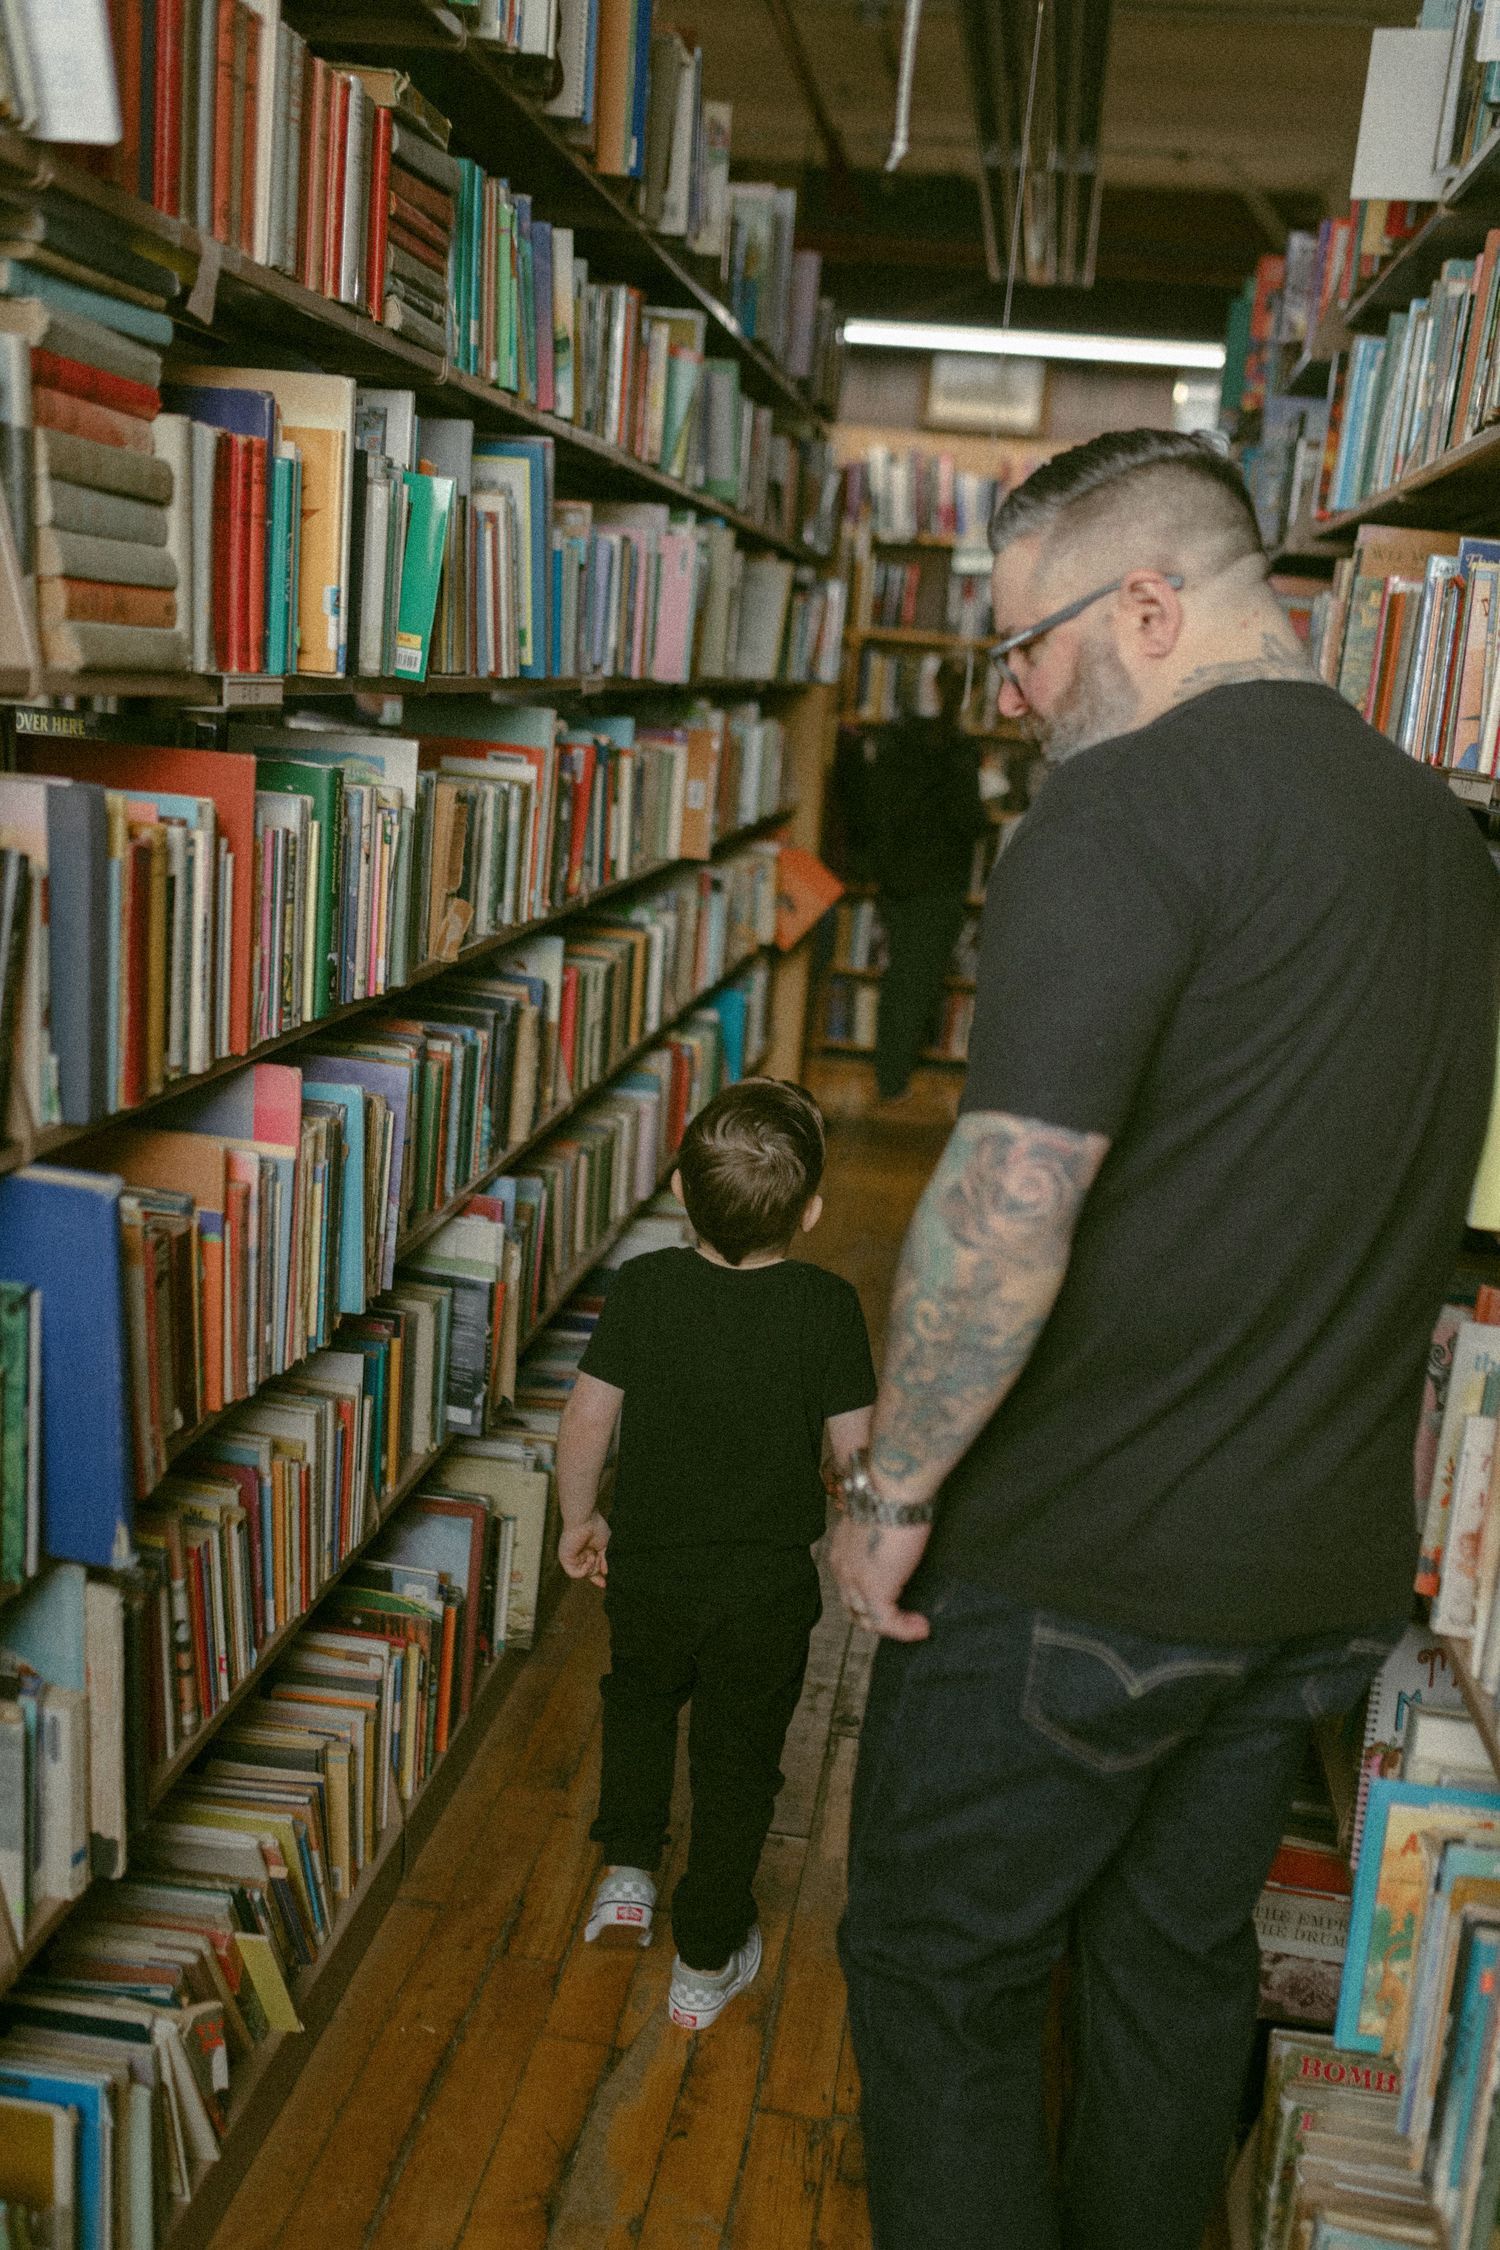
top-left (1173, 630), bottom-right (1317, 703)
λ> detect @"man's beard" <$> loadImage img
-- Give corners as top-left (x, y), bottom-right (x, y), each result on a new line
top-left (1023, 638), bottom-right (1140, 764)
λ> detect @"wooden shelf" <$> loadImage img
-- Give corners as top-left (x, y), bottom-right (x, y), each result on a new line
top-left (825, 966), bottom-right (975, 991)
top-left (1345, 205), bottom-right (1499, 337)
top-left (0, 801), bottom-right (794, 1181)
top-left (159, 1554), bottom-right (569, 2250)
top-left (144, 1436), bottom-right (453, 1808)
top-left (815, 1038), bottom-right (968, 1066)
top-left (848, 627), bottom-right (988, 651)
top-left (0, 145), bottom-right (831, 596)
top-left (394, 935), bottom-right (775, 1264)
top-left (1440, 1635), bottom-right (1500, 1776)
top-left (267, 4), bottom-right (828, 431)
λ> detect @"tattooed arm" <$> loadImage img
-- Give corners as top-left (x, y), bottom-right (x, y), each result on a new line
top-left (829, 1110), bottom-right (1107, 1637)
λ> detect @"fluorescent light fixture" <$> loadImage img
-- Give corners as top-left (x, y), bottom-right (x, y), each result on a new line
top-left (842, 318), bottom-right (1226, 371)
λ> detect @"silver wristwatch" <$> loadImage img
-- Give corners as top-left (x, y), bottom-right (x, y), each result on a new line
top-left (835, 1447), bottom-right (936, 1528)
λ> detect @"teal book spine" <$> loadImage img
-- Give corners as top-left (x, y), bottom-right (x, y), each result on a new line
top-left (394, 472), bottom-right (456, 683)
top-left (266, 456), bottom-right (292, 678)
top-left (0, 262), bottom-right (177, 346)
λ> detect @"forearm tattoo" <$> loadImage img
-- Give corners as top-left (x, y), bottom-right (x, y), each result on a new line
top-left (871, 1111), bottom-right (1107, 1499)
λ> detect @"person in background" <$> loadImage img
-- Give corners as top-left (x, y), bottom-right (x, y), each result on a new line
top-left (829, 428), bottom-right (1500, 2250)
top-left (868, 655), bottom-right (988, 1104)
top-left (554, 1078), bottom-right (875, 2032)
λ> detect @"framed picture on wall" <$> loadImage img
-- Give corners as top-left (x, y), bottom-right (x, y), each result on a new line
top-left (925, 351), bottom-right (1046, 434)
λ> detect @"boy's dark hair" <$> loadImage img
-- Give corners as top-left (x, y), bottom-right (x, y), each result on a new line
top-left (676, 1078), bottom-right (827, 1266)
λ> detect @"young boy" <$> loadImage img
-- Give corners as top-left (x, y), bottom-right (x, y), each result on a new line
top-left (556, 1077), bottom-right (876, 2030)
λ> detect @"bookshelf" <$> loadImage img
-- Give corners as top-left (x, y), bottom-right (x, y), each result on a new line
top-left (0, 8), bottom-right (848, 2237)
top-left (0, 798), bottom-right (798, 1183)
top-left (279, 2), bottom-right (825, 427)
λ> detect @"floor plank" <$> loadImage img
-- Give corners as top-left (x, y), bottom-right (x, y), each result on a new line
top-left (759, 1735), bottom-right (859, 2122)
top-left (635, 1834), bottom-right (807, 2250)
top-left (458, 2035), bottom-right (611, 2250)
top-left (725, 2114), bottom-right (824, 2250)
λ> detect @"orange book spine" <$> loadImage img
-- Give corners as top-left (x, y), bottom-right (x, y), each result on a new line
top-left (199, 1229), bottom-right (225, 1416)
top-left (434, 1598), bottom-right (456, 1757)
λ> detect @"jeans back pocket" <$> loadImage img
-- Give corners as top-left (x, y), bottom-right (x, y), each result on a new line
top-left (1022, 1618), bottom-right (1252, 1776)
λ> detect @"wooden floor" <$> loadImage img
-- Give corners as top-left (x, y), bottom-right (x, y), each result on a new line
top-left (201, 1061), bottom-right (959, 2250)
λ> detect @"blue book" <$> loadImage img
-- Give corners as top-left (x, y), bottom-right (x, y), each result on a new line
top-left (0, 261), bottom-right (175, 346)
top-left (474, 437), bottom-right (551, 680)
top-left (36, 778), bottom-right (110, 1126)
top-left (0, 1166), bottom-right (129, 1568)
top-left (1336, 1777), bottom-right (1500, 2053)
top-left (0, 2057), bottom-right (111, 2250)
top-left (708, 985), bottom-right (748, 1083)
top-left (532, 221), bottom-right (555, 413)
top-left (1436, 1920), bottom-right (1500, 2201)
top-left (303, 1080), bottom-right (368, 1314)
top-left (266, 453), bottom-right (295, 678)
top-left (626, 0), bottom-right (652, 177)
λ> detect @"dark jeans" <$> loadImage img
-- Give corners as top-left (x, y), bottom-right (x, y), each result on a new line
top-left (592, 1548), bottom-right (821, 1971)
top-left (839, 1583), bottom-right (1404, 2250)
top-left (876, 889), bottom-right (968, 1097)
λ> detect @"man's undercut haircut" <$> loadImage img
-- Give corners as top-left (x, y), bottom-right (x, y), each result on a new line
top-left (989, 428), bottom-right (1265, 582)
top-left (677, 1078), bottom-right (827, 1266)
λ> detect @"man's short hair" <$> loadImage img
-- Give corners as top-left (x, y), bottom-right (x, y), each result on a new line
top-left (676, 1078), bottom-right (826, 1265)
top-left (990, 429), bottom-right (1264, 576)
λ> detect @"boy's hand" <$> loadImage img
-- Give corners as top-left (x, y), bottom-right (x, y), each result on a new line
top-left (559, 1513), bottom-right (610, 1589)
top-left (829, 1516), bottom-right (931, 1641)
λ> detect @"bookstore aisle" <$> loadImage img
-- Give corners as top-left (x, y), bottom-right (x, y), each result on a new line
top-left (192, 1067), bottom-right (955, 2250)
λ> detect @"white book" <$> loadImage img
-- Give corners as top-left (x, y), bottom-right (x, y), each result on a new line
top-left (8, 0), bottom-right (120, 141)
top-left (1433, 1411), bottom-right (1498, 1634)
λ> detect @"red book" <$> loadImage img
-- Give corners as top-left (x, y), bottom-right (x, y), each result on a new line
top-left (246, 432), bottom-right (267, 673)
top-left (188, 1539), bottom-right (214, 1716)
top-left (365, 105), bottom-right (392, 321)
top-left (154, 0), bottom-right (184, 217)
top-left (31, 350), bottom-right (160, 422)
top-left (211, 429), bottom-right (237, 671)
top-left (323, 70), bottom-right (350, 301)
top-left (123, 831), bottom-right (152, 1109)
top-left (211, 0), bottom-right (236, 244)
top-left (115, 0), bottom-right (144, 198)
top-left (388, 193), bottom-right (448, 260)
top-left (387, 165), bottom-right (454, 230)
top-left (565, 741), bottom-right (597, 895)
top-left (240, 2), bottom-right (260, 256)
top-left (32, 385), bottom-right (154, 451)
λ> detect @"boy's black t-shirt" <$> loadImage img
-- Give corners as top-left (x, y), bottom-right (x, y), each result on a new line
top-left (578, 1247), bottom-right (877, 1556)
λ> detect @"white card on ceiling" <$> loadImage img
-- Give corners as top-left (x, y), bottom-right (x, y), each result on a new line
top-left (1350, 28), bottom-right (1453, 201)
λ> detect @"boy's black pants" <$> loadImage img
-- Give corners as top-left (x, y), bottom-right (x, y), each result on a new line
top-left (592, 1546), bottom-right (822, 1972)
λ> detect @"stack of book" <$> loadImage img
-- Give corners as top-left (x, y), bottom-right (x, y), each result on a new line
top-left (1306, 527), bottom-right (1500, 776)
top-left (366, 73), bottom-right (459, 353)
top-left (0, 702), bottom-right (788, 1157)
top-left (0, 294), bottom-right (185, 677)
top-left (1317, 240), bottom-right (1500, 519)
top-left (843, 447), bottom-right (1014, 548)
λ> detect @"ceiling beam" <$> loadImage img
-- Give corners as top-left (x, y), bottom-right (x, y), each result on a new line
top-left (757, 0), bottom-right (857, 180)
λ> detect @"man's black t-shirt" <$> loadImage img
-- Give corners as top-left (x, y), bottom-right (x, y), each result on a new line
top-left (931, 679), bottom-right (1500, 1642)
top-left (578, 1247), bottom-right (877, 1556)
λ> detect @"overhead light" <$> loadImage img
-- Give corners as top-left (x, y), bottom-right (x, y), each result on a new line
top-left (842, 319), bottom-right (1226, 371)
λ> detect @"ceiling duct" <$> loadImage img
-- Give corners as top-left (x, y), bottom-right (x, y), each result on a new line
top-left (958, 0), bottom-right (1113, 291)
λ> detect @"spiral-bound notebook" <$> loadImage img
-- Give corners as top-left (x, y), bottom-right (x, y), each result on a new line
top-left (1351, 1623), bottom-right (1466, 1867)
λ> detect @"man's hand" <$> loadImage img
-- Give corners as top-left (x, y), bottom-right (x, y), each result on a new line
top-left (559, 1512), bottom-right (610, 1588)
top-left (829, 1515), bottom-right (931, 1641)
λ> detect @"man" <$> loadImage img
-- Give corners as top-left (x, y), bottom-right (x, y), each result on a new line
top-left (866, 656), bottom-right (987, 1104)
top-left (829, 428), bottom-right (1500, 2250)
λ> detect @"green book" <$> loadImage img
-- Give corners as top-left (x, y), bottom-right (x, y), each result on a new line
top-left (0, 1282), bottom-right (34, 1588)
top-left (393, 472), bottom-right (455, 686)
top-left (255, 758), bottom-right (345, 1022)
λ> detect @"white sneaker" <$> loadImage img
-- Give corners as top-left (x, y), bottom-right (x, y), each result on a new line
top-left (668, 1924), bottom-right (762, 2030)
top-left (584, 1866), bottom-right (656, 1946)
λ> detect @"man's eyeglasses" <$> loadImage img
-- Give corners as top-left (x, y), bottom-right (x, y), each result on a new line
top-left (987, 573), bottom-right (1185, 693)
